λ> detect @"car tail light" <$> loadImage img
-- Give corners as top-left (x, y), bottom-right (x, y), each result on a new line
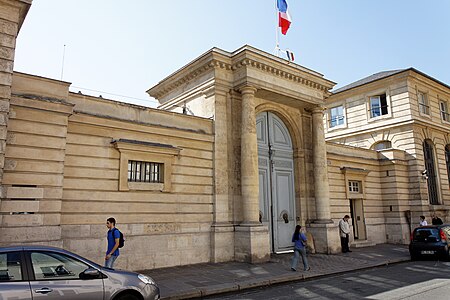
top-left (440, 229), bottom-right (447, 242)
top-left (410, 232), bottom-right (414, 241)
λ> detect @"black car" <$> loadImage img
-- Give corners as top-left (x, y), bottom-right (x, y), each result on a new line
top-left (409, 224), bottom-right (450, 260)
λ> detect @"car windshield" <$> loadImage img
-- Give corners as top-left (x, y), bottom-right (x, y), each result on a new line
top-left (413, 228), bottom-right (440, 242)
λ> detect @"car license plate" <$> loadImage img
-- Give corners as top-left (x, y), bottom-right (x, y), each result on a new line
top-left (421, 250), bottom-right (435, 255)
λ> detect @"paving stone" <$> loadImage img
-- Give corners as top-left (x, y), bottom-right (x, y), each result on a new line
top-left (140, 244), bottom-right (410, 300)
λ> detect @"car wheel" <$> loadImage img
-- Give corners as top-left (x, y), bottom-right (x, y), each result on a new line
top-left (410, 253), bottom-right (419, 261)
top-left (115, 294), bottom-right (140, 300)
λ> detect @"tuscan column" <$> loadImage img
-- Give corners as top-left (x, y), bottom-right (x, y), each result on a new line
top-left (240, 85), bottom-right (260, 225)
top-left (312, 106), bottom-right (332, 222)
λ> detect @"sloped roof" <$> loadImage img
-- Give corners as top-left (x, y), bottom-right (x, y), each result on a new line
top-left (332, 69), bottom-right (406, 94)
top-left (332, 68), bottom-right (450, 95)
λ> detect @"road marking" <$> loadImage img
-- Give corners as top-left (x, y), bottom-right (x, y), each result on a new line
top-left (367, 279), bottom-right (450, 300)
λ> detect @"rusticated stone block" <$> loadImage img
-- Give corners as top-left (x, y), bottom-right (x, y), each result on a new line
top-left (0, 33), bottom-right (15, 48)
top-left (0, 58), bottom-right (13, 73)
top-left (0, 85), bottom-right (10, 100)
top-left (0, 47), bottom-right (15, 61)
top-left (0, 19), bottom-right (18, 36)
top-left (0, 226), bottom-right (61, 244)
top-left (0, 72), bottom-right (12, 85)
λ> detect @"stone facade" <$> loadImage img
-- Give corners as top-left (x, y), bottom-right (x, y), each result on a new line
top-left (2, 0), bottom-right (450, 271)
top-left (325, 69), bottom-right (450, 245)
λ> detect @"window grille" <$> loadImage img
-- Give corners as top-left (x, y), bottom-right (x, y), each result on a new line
top-left (127, 160), bottom-right (164, 183)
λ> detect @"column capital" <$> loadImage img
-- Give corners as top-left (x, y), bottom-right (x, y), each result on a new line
top-left (238, 85), bottom-right (257, 95)
top-left (311, 105), bottom-right (326, 114)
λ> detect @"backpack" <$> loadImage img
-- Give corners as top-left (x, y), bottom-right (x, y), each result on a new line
top-left (112, 228), bottom-right (125, 248)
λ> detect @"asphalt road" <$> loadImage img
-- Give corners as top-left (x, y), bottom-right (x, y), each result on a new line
top-left (201, 260), bottom-right (450, 300)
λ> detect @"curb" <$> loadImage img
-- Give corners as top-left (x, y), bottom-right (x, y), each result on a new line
top-left (160, 257), bottom-right (410, 300)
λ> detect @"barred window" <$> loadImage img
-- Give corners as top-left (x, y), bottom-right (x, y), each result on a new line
top-left (348, 181), bottom-right (361, 193)
top-left (127, 161), bottom-right (164, 183)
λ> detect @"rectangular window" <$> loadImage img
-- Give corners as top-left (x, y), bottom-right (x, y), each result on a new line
top-left (418, 92), bottom-right (430, 115)
top-left (369, 94), bottom-right (388, 118)
top-left (127, 160), bottom-right (164, 183)
top-left (329, 105), bottom-right (345, 128)
top-left (440, 101), bottom-right (449, 122)
top-left (348, 181), bottom-right (361, 193)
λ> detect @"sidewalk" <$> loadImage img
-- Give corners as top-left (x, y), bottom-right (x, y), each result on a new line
top-left (139, 244), bottom-right (410, 300)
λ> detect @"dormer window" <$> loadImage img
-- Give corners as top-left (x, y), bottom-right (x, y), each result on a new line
top-left (369, 94), bottom-right (388, 118)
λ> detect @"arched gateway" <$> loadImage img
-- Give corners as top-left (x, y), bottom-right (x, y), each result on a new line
top-left (257, 112), bottom-right (296, 252)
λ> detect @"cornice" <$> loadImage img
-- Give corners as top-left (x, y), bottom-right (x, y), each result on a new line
top-left (149, 51), bottom-right (335, 101)
top-left (231, 57), bottom-right (333, 94)
top-left (149, 60), bottom-right (232, 99)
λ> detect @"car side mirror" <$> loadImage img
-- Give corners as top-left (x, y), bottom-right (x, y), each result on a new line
top-left (80, 268), bottom-right (101, 279)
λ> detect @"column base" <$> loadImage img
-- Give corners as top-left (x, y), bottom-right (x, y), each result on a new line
top-left (210, 223), bottom-right (235, 263)
top-left (235, 224), bottom-right (270, 263)
top-left (307, 221), bottom-right (340, 254)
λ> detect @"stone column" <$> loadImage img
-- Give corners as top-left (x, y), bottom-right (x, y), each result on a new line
top-left (239, 85), bottom-right (260, 224)
top-left (235, 85), bottom-right (270, 263)
top-left (307, 106), bottom-right (339, 254)
top-left (311, 106), bottom-right (332, 222)
top-left (209, 85), bottom-right (234, 262)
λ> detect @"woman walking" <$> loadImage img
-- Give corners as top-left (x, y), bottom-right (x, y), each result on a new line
top-left (291, 225), bottom-right (310, 271)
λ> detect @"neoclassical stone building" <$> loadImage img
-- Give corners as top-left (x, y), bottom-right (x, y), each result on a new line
top-left (1, 0), bottom-right (449, 270)
top-left (324, 68), bottom-right (450, 245)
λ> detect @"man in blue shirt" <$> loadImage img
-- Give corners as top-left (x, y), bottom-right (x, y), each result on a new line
top-left (105, 217), bottom-right (120, 268)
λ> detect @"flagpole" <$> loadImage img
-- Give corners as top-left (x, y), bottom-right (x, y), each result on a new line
top-left (274, 0), bottom-right (281, 57)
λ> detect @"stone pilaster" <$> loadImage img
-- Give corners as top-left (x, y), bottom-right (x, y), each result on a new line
top-left (209, 85), bottom-right (234, 262)
top-left (0, 0), bottom-right (31, 194)
top-left (235, 85), bottom-right (270, 263)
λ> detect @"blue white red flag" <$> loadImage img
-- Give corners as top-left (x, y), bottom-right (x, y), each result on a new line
top-left (277, 0), bottom-right (292, 35)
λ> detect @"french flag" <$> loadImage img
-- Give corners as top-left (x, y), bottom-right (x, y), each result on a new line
top-left (277, 0), bottom-right (292, 35)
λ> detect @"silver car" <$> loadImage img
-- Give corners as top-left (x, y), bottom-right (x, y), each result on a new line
top-left (0, 245), bottom-right (160, 300)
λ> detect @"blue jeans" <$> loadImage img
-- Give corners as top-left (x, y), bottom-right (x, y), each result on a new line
top-left (105, 255), bottom-right (118, 268)
top-left (291, 248), bottom-right (309, 271)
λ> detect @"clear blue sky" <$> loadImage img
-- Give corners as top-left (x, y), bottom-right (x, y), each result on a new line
top-left (14, 0), bottom-right (450, 108)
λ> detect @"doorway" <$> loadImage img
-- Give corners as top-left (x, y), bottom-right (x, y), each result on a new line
top-left (257, 112), bottom-right (296, 252)
top-left (349, 199), bottom-right (366, 240)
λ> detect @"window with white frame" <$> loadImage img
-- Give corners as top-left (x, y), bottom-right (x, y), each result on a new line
top-left (329, 105), bottom-right (345, 128)
top-left (418, 92), bottom-right (430, 115)
top-left (440, 101), bottom-right (450, 122)
top-left (369, 94), bottom-right (388, 118)
top-left (348, 181), bottom-right (362, 193)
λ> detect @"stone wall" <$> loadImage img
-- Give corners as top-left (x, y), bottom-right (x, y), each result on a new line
top-left (3, 72), bottom-right (215, 271)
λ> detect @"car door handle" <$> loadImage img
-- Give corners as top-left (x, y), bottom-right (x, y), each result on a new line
top-left (35, 287), bottom-right (53, 294)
